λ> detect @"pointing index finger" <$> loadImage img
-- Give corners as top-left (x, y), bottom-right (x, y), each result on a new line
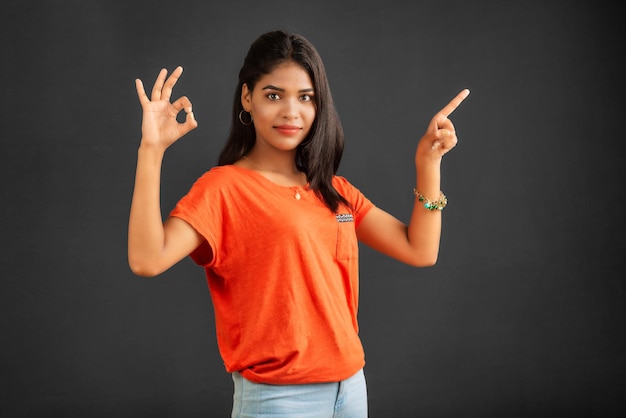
top-left (438, 88), bottom-right (470, 118)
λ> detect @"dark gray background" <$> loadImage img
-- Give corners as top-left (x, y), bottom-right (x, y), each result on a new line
top-left (2, 1), bottom-right (624, 417)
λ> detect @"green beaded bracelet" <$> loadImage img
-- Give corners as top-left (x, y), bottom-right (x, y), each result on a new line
top-left (413, 188), bottom-right (447, 211)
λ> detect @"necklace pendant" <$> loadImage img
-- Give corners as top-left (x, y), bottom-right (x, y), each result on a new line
top-left (295, 191), bottom-right (301, 200)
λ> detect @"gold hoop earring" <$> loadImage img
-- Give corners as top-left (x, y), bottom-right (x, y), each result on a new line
top-left (238, 110), bottom-right (253, 126)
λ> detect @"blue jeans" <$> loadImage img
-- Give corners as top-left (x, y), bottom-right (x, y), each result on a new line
top-left (231, 369), bottom-right (368, 417)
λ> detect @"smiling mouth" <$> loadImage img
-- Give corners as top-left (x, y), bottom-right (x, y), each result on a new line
top-left (274, 125), bottom-right (303, 134)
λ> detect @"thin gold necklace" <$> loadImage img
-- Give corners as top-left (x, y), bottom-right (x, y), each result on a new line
top-left (242, 155), bottom-right (306, 200)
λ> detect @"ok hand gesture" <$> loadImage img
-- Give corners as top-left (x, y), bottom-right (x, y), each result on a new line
top-left (135, 66), bottom-right (198, 150)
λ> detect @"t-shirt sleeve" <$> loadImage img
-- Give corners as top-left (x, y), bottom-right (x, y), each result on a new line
top-left (333, 176), bottom-right (375, 227)
top-left (168, 170), bottom-right (222, 267)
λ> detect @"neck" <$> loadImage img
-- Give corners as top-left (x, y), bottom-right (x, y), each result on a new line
top-left (242, 148), bottom-right (306, 188)
top-left (244, 148), bottom-right (299, 176)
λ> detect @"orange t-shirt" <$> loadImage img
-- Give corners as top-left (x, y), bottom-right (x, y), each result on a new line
top-left (169, 165), bottom-right (374, 384)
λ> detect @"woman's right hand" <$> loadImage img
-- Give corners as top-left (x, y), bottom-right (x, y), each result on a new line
top-left (135, 66), bottom-right (198, 150)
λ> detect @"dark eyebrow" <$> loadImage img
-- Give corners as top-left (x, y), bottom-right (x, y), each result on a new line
top-left (262, 85), bottom-right (314, 93)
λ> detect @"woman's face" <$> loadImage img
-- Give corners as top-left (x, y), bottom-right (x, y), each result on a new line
top-left (241, 61), bottom-right (316, 153)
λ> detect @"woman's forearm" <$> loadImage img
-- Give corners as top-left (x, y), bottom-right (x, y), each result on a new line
top-left (406, 162), bottom-right (443, 265)
top-left (127, 144), bottom-right (167, 275)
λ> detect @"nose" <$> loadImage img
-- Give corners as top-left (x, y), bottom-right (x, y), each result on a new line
top-left (281, 98), bottom-right (300, 119)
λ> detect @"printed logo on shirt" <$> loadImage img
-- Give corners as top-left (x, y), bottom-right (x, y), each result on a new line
top-left (336, 213), bottom-right (354, 223)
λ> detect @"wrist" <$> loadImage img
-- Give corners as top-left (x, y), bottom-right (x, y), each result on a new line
top-left (413, 188), bottom-right (447, 211)
top-left (138, 141), bottom-right (167, 156)
top-left (136, 142), bottom-right (167, 168)
top-left (415, 153), bottom-right (442, 170)
top-left (415, 163), bottom-right (441, 203)
top-left (415, 160), bottom-right (440, 181)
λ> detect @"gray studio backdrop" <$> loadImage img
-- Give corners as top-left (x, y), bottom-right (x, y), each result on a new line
top-left (2, 1), bottom-right (625, 417)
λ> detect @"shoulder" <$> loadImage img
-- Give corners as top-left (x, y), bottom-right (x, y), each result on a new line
top-left (332, 175), bottom-right (363, 195)
top-left (189, 165), bottom-right (249, 190)
top-left (195, 164), bottom-right (239, 182)
top-left (176, 165), bottom-right (246, 206)
top-left (332, 175), bottom-right (374, 213)
top-left (332, 175), bottom-right (351, 190)
top-left (172, 165), bottom-right (253, 223)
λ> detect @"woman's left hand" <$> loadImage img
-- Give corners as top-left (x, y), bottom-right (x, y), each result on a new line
top-left (415, 89), bottom-right (470, 165)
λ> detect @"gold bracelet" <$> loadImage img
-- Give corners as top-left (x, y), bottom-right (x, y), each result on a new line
top-left (413, 188), bottom-right (447, 211)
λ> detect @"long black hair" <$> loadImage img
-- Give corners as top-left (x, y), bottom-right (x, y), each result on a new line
top-left (217, 31), bottom-right (349, 213)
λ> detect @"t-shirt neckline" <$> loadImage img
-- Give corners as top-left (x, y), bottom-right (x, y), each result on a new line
top-left (226, 164), bottom-right (310, 191)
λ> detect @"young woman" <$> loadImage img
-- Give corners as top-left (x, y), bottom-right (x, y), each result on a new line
top-left (128, 30), bottom-right (469, 417)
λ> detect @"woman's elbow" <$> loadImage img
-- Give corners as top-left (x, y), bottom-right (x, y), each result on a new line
top-left (129, 263), bottom-right (158, 277)
top-left (130, 266), bottom-right (158, 277)
top-left (128, 255), bottom-right (162, 277)
top-left (406, 252), bottom-right (439, 268)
